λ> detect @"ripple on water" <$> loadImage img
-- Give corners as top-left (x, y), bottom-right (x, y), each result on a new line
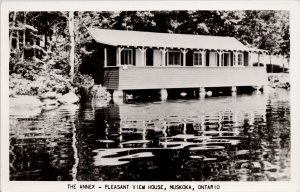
top-left (9, 90), bottom-right (290, 181)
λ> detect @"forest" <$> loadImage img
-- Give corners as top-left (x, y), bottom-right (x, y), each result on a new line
top-left (9, 11), bottom-right (290, 97)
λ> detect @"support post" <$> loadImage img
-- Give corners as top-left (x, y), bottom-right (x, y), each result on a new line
top-left (258, 52), bottom-right (260, 67)
top-left (234, 52), bottom-right (238, 67)
top-left (217, 51), bottom-right (224, 67)
top-left (269, 53), bottom-right (273, 72)
top-left (254, 85), bottom-right (264, 94)
top-left (200, 50), bottom-right (207, 67)
top-left (262, 52), bottom-right (265, 67)
top-left (282, 55), bottom-right (285, 72)
top-left (117, 47), bottom-right (124, 66)
top-left (181, 49), bottom-right (188, 66)
top-left (199, 87), bottom-right (206, 98)
top-left (160, 89), bottom-right (168, 101)
top-left (249, 52), bottom-right (252, 67)
top-left (231, 86), bottom-right (237, 96)
top-left (113, 90), bottom-right (124, 103)
top-left (104, 48), bottom-right (107, 67)
top-left (160, 48), bottom-right (168, 66)
top-left (138, 47), bottom-right (147, 66)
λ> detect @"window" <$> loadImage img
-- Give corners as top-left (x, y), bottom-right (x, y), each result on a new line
top-left (233, 53), bottom-right (244, 66)
top-left (193, 52), bottom-right (204, 66)
top-left (222, 52), bottom-right (231, 66)
top-left (238, 53), bottom-right (243, 66)
top-left (121, 49), bottom-right (133, 65)
top-left (167, 51), bottom-right (181, 66)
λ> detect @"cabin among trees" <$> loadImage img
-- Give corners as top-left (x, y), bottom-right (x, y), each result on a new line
top-left (8, 11), bottom-right (289, 100)
top-left (87, 28), bottom-right (268, 99)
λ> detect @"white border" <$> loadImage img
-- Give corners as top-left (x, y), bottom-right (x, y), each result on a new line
top-left (1, 1), bottom-right (300, 192)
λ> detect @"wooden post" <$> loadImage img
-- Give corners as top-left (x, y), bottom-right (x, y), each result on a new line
top-left (282, 55), bottom-right (285, 72)
top-left (138, 47), bottom-right (147, 66)
top-left (199, 87), bottom-right (206, 98)
top-left (248, 52), bottom-right (252, 67)
top-left (262, 52), bottom-right (265, 67)
top-left (104, 48), bottom-right (107, 67)
top-left (160, 48), bottom-right (168, 66)
top-left (201, 50), bottom-right (207, 67)
top-left (117, 47), bottom-right (124, 66)
top-left (113, 90), bottom-right (124, 103)
top-left (258, 52), bottom-right (260, 67)
top-left (217, 51), bottom-right (224, 67)
top-left (181, 49), bottom-right (188, 66)
top-left (160, 89), bottom-right (168, 101)
top-left (234, 52), bottom-right (238, 67)
top-left (269, 53), bottom-right (273, 72)
top-left (231, 86), bottom-right (237, 96)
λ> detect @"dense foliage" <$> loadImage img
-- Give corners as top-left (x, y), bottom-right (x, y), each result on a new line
top-left (9, 11), bottom-right (290, 96)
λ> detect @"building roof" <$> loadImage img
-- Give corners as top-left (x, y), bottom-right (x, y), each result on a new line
top-left (87, 28), bottom-right (267, 53)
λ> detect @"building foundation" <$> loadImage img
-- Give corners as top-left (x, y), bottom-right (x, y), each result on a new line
top-left (160, 89), bottom-right (168, 101)
top-left (112, 90), bottom-right (124, 103)
top-left (231, 86), bottom-right (237, 96)
top-left (199, 87), bottom-right (206, 98)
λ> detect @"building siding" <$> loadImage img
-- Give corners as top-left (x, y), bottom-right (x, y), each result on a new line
top-left (103, 67), bottom-right (119, 90)
top-left (117, 66), bottom-right (267, 90)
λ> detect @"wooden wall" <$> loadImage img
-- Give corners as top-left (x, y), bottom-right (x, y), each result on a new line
top-left (103, 67), bottom-right (119, 90)
top-left (92, 42), bottom-right (263, 89)
top-left (115, 66), bottom-right (267, 90)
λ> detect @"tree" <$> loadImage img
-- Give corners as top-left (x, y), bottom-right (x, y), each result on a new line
top-left (69, 11), bottom-right (75, 78)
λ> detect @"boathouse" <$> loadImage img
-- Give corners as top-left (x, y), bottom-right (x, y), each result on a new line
top-left (87, 28), bottom-right (268, 100)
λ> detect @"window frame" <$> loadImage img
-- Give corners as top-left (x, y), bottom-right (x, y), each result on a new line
top-left (121, 48), bottom-right (134, 65)
top-left (193, 51), bottom-right (205, 67)
top-left (233, 52), bottom-right (244, 67)
top-left (167, 50), bottom-right (181, 66)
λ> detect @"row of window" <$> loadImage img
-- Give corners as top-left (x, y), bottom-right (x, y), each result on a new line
top-left (120, 49), bottom-right (244, 66)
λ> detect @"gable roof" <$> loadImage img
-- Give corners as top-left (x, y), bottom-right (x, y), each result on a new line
top-left (87, 28), bottom-right (266, 53)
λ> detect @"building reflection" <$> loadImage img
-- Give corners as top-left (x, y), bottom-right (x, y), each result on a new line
top-left (96, 94), bottom-right (268, 146)
top-left (76, 94), bottom-right (282, 181)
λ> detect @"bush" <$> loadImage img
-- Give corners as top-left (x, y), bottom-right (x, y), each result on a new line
top-left (9, 59), bottom-right (73, 97)
top-left (72, 73), bottom-right (94, 88)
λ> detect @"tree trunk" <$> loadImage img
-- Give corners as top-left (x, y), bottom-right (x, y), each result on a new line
top-left (282, 55), bottom-right (285, 73)
top-left (9, 11), bottom-right (17, 51)
top-left (69, 11), bottom-right (75, 78)
top-left (21, 12), bottom-right (26, 63)
top-left (33, 39), bottom-right (36, 58)
top-left (16, 30), bottom-right (20, 60)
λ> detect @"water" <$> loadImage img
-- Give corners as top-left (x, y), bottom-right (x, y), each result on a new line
top-left (9, 89), bottom-right (290, 181)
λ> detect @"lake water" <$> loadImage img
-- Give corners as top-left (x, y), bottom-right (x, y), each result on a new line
top-left (9, 88), bottom-right (290, 181)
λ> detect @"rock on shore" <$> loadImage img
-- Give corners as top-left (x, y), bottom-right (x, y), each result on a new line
top-left (10, 91), bottom-right (80, 117)
top-left (10, 95), bottom-right (43, 117)
top-left (58, 92), bottom-right (80, 104)
top-left (268, 73), bottom-right (290, 89)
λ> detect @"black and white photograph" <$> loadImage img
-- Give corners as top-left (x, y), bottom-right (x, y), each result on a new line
top-left (1, 1), bottom-right (300, 192)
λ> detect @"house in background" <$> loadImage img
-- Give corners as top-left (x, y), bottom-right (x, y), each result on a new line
top-left (87, 28), bottom-right (268, 100)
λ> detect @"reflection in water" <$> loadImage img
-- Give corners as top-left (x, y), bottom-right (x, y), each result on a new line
top-left (10, 89), bottom-right (290, 181)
